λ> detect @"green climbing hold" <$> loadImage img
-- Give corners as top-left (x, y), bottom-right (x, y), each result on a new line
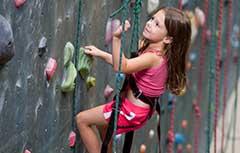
top-left (77, 47), bottom-right (93, 79)
top-left (64, 42), bottom-right (75, 66)
top-left (86, 76), bottom-right (96, 89)
top-left (61, 61), bottom-right (77, 92)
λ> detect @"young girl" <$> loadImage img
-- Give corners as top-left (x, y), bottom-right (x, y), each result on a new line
top-left (76, 7), bottom-right (191, 153)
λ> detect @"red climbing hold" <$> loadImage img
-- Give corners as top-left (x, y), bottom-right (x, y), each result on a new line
top-left (167, 130), bottom-right (175, 143)
top-left (44, 58), bottom-right (57, 81)
top-left (24, 149), bottom-right (31, 153)
top-left (15, 0), bottom-right (26, 8)
top-left (68, 131), bottom-right (76, 147)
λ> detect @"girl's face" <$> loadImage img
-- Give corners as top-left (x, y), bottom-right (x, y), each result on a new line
top-left (143, 10), bottom-right (168, 43)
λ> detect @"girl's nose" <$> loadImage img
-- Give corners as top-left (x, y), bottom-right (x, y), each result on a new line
top-left (146, 20), bottom-right (151, 28)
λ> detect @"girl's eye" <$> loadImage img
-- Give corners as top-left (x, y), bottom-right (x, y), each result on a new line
top-left (151, 16), bottom-right (154, 20)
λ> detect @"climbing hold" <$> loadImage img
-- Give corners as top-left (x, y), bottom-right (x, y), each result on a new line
top-left (181, 0), bottom-right (189, 7)
top-left (189, 52), bottom-right (197, 61)
top-left (147, 0), bottom-right (159, 14)
top-left (86, 76), bottom-right (96, 89)
top-left (15, 0), bottom-right (26, 8)
top-left (44, 58), bottom-right (57, 81)
top-left (0, 15), bottom-right (14, 65)
top-left (64, 42), bottom-right (74, 66)
top-left (167, 100), bottom-right (173, 110)
top-left (181, 120), bottom-right (188, 129)
top-left (105, 18), bottom-right (120, 45)
top-left (177, 144), bottom-right (183, 153)
top-left (167, 130), bottom-right (175, 143)
top-left (231, 24), bottom-right (240, 48)
top-left (186, 144), bottom-right (192, 152)
top-left (206, 29), bottom-right (212, 42)
top-left (148, 129), bottom-right (155, 139)
top-left (68, 131), bottom-right (76, 147)
top-left (233, 51), bottom-right (238, 64)
top-left (38, 37), bottom-right (47, 57)
top-left (139, 144), bottom-right (147, 153)
top-left (193, 102), bottom-right (201, 118)
top-left (24, 149), bottom-right (31, 153)
top-left (77, 47), bottom-right (93, 79)
top-left (104, 84), bottom-right (114, 98)
top-left (174, 133), bottom-right (185, 144)
top-left (194, 7), bottom-right (205, 27)
top-left (61, 62), bottom-right (77, 92)
top-left (114, 134), bottom-right (122, 141)
top-left (185, 11), bottom-right (198, 43)
top-left (186, 60), bottom-right (192, 71)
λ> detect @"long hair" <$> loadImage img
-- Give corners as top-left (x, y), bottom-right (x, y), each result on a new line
top-left (139, 7), bottom-right (191, 95)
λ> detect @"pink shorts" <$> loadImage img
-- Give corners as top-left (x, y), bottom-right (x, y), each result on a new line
top-left (103, 98), bottom-right (151, 134)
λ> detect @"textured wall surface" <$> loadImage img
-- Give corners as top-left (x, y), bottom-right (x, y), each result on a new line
top-left (0, 0), bottom-right (239, 153)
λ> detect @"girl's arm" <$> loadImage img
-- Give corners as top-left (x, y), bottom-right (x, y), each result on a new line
top-left (112, 36), bottom-right (163, 74)
top-left (112, 21), bottom-right (163, 74)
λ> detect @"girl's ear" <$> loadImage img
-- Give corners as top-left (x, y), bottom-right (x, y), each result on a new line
top-left (163, 36), bottom-right (173, 44)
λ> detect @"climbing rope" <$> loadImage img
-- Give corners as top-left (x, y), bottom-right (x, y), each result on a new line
top-left (221, 0), bottom-right (233, 152)
top-left (206, 0), bottom-right (217, 152)
top-left (72, 0), bottom-right (82, 152)
top-left (213, 0), bottom-right (224, 153)
top-left (112, 0), bottom-right (129, 152)
top-left (129, 0), bottom-right (142, 54)
top-left (167, 96), bottom-right (175, 153)
top-left (193, 1), bottom-right (209, 153)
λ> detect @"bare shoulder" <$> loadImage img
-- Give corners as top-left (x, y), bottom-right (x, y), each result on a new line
top-left (139, 52), bottom-right (165, 67)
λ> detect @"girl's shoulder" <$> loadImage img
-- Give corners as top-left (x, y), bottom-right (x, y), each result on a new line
top-left (139, 48), bottom-right (163, 56)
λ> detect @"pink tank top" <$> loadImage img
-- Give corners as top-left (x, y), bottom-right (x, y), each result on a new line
top-left (132, 50), bottom-right (168, 97)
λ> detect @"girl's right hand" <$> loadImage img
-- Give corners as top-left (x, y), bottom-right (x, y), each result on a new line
top-left (113, 20), bottom-right (131, 38)
top-left (84, 45), bottom-right (102, 57)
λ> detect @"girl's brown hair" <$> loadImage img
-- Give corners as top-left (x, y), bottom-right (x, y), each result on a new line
top-left (139, 7), bottom-right (191, 95)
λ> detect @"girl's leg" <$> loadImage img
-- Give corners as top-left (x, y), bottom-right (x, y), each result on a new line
top-left (97, 125), bottom-right (112, 153)
top-left (75, 104), bottom-right (108, 153)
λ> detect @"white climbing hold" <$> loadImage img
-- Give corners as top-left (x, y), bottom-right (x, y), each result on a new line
top-left (147, 0), bottom-right (159, 14)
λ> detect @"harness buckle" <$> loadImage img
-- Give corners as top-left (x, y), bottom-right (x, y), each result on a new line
top-left (135, 90), bottom-right (143, 99)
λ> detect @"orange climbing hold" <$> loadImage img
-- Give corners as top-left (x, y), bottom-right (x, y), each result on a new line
top-left (181, 119), bottom-right (188, 129)
top-left (139, 144), bottom-right (146, 153)
top-left (45, 58), bottom-right (57, 81)
top-left (68, 131), bottom-right (76, 147)
top-left (15, 0), bottom-right (26, 8)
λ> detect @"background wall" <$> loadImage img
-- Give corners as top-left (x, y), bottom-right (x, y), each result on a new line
top-left (0, 0), bottom-right (239, 153)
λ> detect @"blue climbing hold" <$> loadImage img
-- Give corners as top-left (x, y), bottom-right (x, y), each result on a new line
top-left (174, 133), bottom-right (185, 144)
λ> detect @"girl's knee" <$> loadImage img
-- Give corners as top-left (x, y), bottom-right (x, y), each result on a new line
top-left (75, 112), bottom-right (87, 127)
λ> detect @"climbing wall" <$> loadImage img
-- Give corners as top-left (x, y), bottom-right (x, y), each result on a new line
top-left (0, 0), bottom-right (240, 153)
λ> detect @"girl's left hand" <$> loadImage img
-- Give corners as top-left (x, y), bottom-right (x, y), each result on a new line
top-left (113, 20), bottom-right (131, 38)
top-left (84, 45), bottom-right (102, 57)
